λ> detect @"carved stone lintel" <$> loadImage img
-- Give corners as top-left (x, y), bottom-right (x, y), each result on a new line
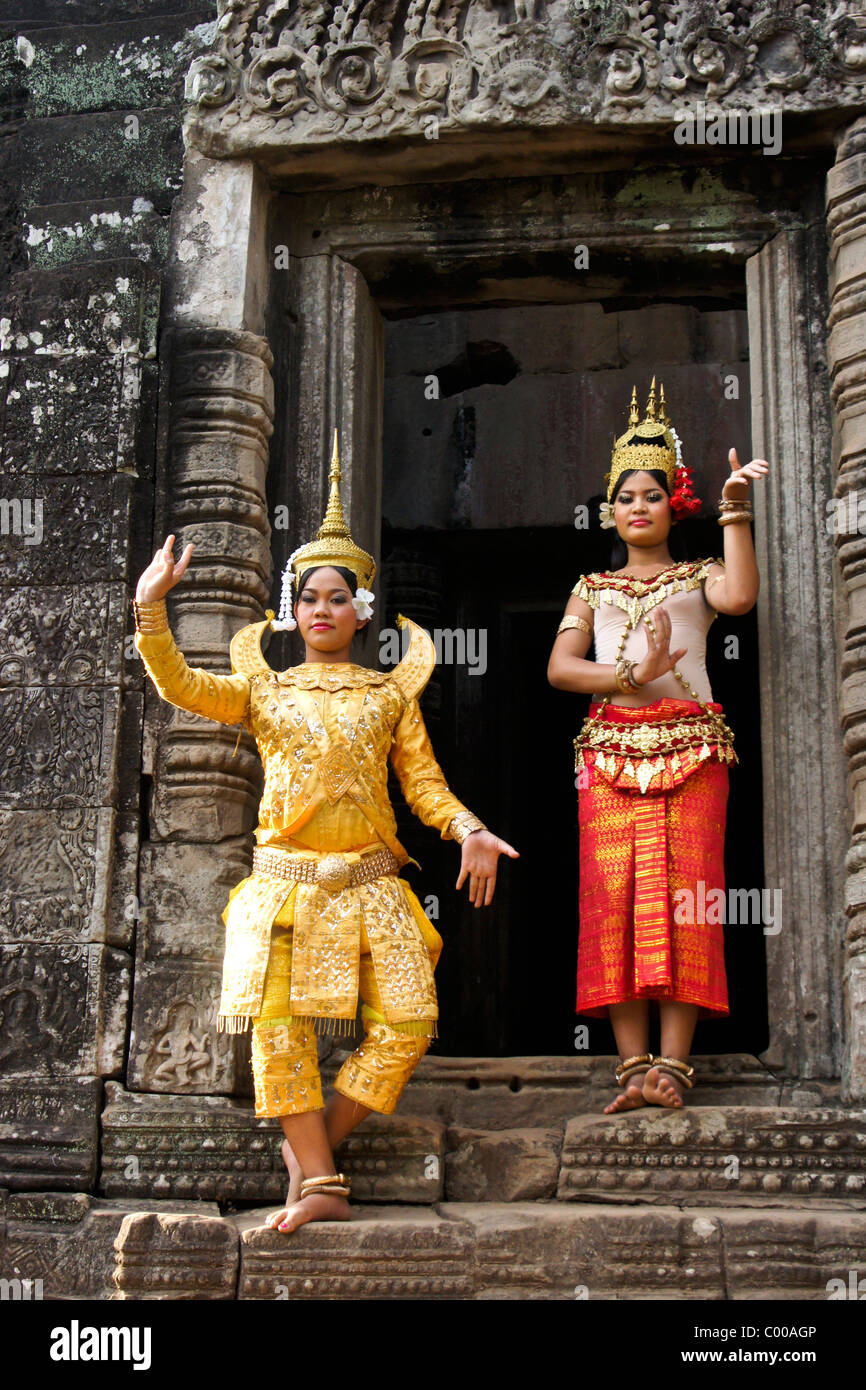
top-left (184, 2), bottom-right (866, 161)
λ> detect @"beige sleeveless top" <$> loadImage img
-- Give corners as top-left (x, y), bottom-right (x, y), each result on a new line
top-left (571, 559), bottom-right (723, 708)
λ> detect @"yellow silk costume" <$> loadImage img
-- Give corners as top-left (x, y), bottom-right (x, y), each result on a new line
top-left (135, 610), bottom-right (480, 1117)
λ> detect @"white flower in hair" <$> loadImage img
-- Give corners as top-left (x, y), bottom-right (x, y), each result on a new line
top-left (599, 501), bottom-right (616, 529)
top-left (352, 587), bottom-right (375, 621)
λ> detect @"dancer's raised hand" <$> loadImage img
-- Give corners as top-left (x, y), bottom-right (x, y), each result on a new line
top-left (723, 447), bottom-right (769, 500)
top-left (632, 607), bottom-right (687, 686)
top-left (136, 534), bottom-right (194, 604)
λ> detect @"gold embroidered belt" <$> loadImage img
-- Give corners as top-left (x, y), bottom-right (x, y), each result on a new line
top-left (252, 845), bottom-right (399, 894)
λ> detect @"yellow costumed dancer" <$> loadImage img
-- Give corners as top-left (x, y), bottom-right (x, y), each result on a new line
top-left (133, 434), bottom-right (518, 1232)
top-left (548, 381), bottom-right (766, 1113)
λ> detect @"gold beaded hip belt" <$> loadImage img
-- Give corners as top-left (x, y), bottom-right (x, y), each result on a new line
top-left (574, 697), bottom-right (736, 796)
top-left (251, 845), bottom-right (399, 894)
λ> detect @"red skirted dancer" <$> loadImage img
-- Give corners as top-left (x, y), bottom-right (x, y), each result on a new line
top-left (548, 379), bottom-right (767, 1112)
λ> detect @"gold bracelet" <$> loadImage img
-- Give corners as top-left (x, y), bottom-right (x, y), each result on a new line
top-left (615, 657), bottom-right (641, 694)
top-left (448, 811), bottom-right (487, 844)
top-left (132, 597), bottom-right (169, 633)
top-left (557, 614), bottom-right (592, 637)
top-left (719, 495), bottom-right (751, 510)
top-left (718, 512), bottom-right (753, 526)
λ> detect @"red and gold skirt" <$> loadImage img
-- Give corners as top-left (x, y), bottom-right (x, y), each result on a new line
top-left (575, 698), bottom-right (732, 1017)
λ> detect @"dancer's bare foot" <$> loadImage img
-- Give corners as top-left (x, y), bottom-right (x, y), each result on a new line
top-left (642, 1064), bottom-right (686, 1108)
top-left (604, 1076), bottom-right (648, 1113)
top-left (273, 1192), bottom-right (351, 1233)
top-left (265, 1139), bottom-right (303, 1228)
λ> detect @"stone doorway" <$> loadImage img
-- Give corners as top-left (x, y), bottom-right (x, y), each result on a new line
top-left (122, 150), bottom-right (844, 1158)
top-left (378, 299), bottom-right (766, 1056)
top-left (256, 159), bottom-right (845, 1079)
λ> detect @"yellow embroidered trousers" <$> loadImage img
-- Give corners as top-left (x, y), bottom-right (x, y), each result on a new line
top-left (250, 897), bottom-right (433, 1118)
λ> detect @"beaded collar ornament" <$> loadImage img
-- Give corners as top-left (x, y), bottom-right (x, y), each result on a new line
top-left (599, 379), bottom-right (701, 528)
top-left (271, 430), bottom-right (376, 632)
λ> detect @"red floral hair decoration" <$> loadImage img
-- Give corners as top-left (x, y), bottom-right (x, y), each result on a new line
top-left (667, 429), bottom-right (701, 518)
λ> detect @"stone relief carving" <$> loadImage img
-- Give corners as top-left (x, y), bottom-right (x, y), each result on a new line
top-left (184, 1), bottom-right (866, 151)
top-left (137, 980), bottom-right (234, 1091)
top-left (0, 944), bottom-right (92, 1071)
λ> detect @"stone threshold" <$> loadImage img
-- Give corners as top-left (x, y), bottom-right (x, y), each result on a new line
top-left (4, 1192), bottom-right (866, 1300)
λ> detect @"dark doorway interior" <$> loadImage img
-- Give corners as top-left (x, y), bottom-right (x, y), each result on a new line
top-left (383, 521), bottom-right (767, 1058)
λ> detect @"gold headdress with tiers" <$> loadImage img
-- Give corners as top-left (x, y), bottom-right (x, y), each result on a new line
top-left (605, 377), bottom-right (679, 504)
top-left (271, 430), bottom-right (376, 631)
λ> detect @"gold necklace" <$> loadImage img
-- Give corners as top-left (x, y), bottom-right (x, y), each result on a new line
top-left (580, 564), bottom-right (735, 751)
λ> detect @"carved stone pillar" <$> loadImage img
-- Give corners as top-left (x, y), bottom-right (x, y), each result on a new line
top-left (127, 157), bottom-right (275, 1098)
top-left (827, 115), bottom-right (866, 1103)
top-left (746, 226), bottom-right (846, 1082)
top-left (149, 326), bottom-right (274, 844)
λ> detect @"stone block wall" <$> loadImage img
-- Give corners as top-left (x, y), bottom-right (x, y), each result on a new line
top-left (0, 1), bottom-right (215, 1190)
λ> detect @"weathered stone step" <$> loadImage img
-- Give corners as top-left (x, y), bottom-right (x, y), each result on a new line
top-left (557, 1107), bottom-right (866, 1207)
top-left (1, 1058), bottom-right (837, 1197)
top-left (384, 1053), bottom-right (827, 1127)
top-left (100, 1085), bottom-right (445, 1203)
top-left (100, 1085), bottom-right (866, 1209)
top-left (229, 1203), bottom-right (866, 1302)
top-left (6, 1192), bottom-right (866, 1300)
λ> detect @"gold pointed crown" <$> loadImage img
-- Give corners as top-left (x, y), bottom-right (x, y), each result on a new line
top-left (605, 378), bottom-right (679, 503)
top-left (289, 430), bottom-right (376, 591)
top-left (271, 430), bottom-right (376, 630)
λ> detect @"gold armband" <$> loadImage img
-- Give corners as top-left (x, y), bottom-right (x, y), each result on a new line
top-left (718, 512), bottom-right (753, 526)
top-left (132, 597), bottom-right (169, 634)
top-left (557, 615), bottom-right (592, 637)
top-left (448, 811), bottom-right (487, 844)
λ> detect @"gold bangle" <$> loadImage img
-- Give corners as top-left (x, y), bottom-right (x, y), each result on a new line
top-left (615, 1052), bottom-right (653, 1082)
top-left (615, 658), bottom-right (640, 694)
top-left (132, 597), bottom-right (169, 633)
top-left (652, 1056), bottom-right (695, 1089)
top-left (557, 614), bottom-right (592, 637)
top-left (718, 512), bottom-right (753, 527)
top-left (299, 1173), bottom-right (351, 1200)
top-left (448, 811), bottom-right (487, 844)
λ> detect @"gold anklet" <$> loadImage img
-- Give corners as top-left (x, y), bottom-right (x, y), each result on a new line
top-left (615, 1053), bottom-right (654, 1086)
top-left (299, 1173), bottom-right (351, 1200)
top-left (652, 1056), bottom-right (695, 1089)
